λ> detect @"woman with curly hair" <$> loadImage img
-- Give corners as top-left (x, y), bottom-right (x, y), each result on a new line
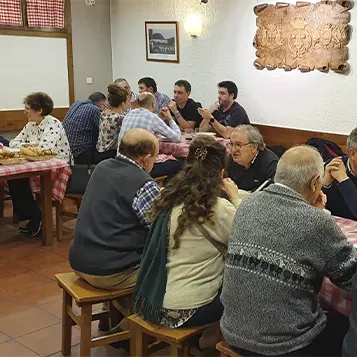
top-left (134, 135), bottom-right (241, 329)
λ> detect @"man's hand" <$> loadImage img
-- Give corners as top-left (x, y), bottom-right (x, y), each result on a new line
top-left (331, 159), bottom-right (349, 183)
top-left (209, 102), bottom-right (220, 113)
top-left (222, 178), bottom-right (239, 202)
top-left (159, 107), bottom-right (173, 121)
top-left (168, 101), bottom-right (178, 113)
top-left (313, 191), bottom-right (327, 210)
top-left (198, 108), bottom-right (213, 121)
top-left (323, 157), bottom-right (343, 186)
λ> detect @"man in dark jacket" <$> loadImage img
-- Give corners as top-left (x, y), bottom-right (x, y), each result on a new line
top-left (69, 128), bottom-right (160, 290)
top-left (323, 128), bottom-right (357, 220)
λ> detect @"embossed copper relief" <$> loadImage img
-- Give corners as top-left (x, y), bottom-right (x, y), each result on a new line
top-left (253, 1), bottom-right (353, 73)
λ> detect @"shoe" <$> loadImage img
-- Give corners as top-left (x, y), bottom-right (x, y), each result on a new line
top-left (24, 218), bottom-right (42, 237)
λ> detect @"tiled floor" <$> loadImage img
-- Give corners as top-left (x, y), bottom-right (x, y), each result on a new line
top-left (0, 200), bottom-right (121, 357)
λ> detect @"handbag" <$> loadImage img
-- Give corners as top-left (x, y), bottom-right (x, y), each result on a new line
top-left (66, 152), bottom-right (96, 194)
top-left (194, 222), bottom-right (228, 259)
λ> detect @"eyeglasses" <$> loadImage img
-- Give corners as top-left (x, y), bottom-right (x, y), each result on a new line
top-left (227, 142), bottom-right (253, 150)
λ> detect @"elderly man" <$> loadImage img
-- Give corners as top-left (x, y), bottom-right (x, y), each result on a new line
top-left (118, 92), bottom-right (181, 178)
top-left (63, 92), bottom-right (106, 164)
top-left (323, 128), bottom-right (357, 220)
top-left (221, 146), bottom-right (357, 357)
top-left (198, 81), bottom-right (250, 138)
top-left (114, 77), bottom-right (138, 112)
top-left (168, 79), bottom-right (202, 130)
top-left (69, 128), bottom-right (160, 290)
top-left (138, 77), bottom-right (171, 114)
top-left (227, 125), bottom-right (278, 191)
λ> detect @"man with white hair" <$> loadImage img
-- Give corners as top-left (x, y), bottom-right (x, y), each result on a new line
top-left (323, 127), bottom-right (357, 220)
top-left (226, 125), bottom-right (278, 191)
top-left (221, 146), bottom-right (357, 357)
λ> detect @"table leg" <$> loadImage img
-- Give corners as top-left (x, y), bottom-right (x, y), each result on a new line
top-left (40, 172), bottom-right (53, 246)
top-left (0, 180), bottom-right (4, 219)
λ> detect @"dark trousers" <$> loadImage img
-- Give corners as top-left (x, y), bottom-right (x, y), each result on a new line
top-left (7, 178), bottom-right (41, 221)
top-left (234, 311), bottom-right (349, 357)
top-left (94, 149), bottom-right (116, 164)
top-left (182, 290), bottom-right (223, 328)
top-left (150, 160), bottom-right (182, 179)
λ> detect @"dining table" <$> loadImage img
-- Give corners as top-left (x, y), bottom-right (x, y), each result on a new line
top-left (0, 158), bottom-right (71, 246)
top-left (319, 216), bottom-right (357, 316)
top-left (159, 133), bottom-right (230, 158)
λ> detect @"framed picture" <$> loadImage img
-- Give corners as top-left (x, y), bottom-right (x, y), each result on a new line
top-left (145, 21), bottom-right (180, 63)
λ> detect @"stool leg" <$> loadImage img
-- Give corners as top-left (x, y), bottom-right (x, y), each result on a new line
top-left (129, 322), bottom-right (149, 357)
top-left (55, 200), bottom-right (63, 241)
top-left (80, 304), bottom-right (92, 357)
top-left (61, 290), bottom-right (72, 356)
top-left (171, 344), bottom-right (187, 357)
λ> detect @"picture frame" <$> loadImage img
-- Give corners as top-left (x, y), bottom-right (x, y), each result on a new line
top-left (145, 21), bottom-right (180, 63)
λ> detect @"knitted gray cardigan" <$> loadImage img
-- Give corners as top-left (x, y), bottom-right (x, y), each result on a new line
top-left (221, 184), bottom-right (357, 356)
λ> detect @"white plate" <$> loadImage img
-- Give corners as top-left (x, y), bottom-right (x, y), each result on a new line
top-left (195, 132), bottom-right (216, 137)
top-left (0, 148), bottom-right (19, 153)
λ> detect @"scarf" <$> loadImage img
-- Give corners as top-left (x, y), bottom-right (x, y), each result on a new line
top-left (133, 208), bottom-right (170, 324)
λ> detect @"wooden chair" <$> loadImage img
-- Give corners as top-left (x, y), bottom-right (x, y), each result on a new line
top-left (128, 314), bottom-right (218, 357)
top-left (154, 175), bottom-right (167, 188)
top-left (55, 272), bottom-right (133, 357)
top-left (55, 193), bottom-right (83, 241)
top-left (216, 341), bottom-right (244, 357)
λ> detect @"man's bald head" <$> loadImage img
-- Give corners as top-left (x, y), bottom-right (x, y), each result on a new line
top-left (119, 128), bottom-right (159, 161)
top-left (137, 92), bottom-right (156, 112)
top-left (275, 145), bottom-right (324, 194)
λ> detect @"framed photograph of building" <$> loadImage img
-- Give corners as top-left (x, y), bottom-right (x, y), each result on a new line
top-left (145, 21), bottom-right (180, 63)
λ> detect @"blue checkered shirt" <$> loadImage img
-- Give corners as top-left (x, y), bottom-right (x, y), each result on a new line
top-left (117, 153), bottom-right (160, 228)
top-left (63, 100), bottom-right (100, 157)
top-left (155, 91), bottom-right (171, 114)
top-left (118, 108), bottom-right (181, 149)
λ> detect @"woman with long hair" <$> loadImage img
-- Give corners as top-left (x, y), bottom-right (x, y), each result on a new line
top-left (134, 135), bottom-right (241, 329)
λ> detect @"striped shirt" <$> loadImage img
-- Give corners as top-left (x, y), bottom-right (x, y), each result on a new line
top-left (155, 91), bottom-right (171, 114)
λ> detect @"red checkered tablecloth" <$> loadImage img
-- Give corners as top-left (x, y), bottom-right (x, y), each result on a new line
top-left (0, 0), bottom-right (22, 26)
top-left (319, 216), bottom-right (357, 316)
top-left (0, 158), bottom-right (71, 203)
top-left (159, 134), bottom-right (229, 158)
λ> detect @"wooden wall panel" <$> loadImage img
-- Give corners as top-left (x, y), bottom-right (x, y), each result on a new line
top-left (0, 108), bottom-right (69, 132)
top-left (254, 123), bottom-right (348, 152)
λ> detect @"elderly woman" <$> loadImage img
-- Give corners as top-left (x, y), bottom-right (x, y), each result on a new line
top-left (134, 136), bottom-right (241, 332)
top-left (227, 125), bottom-right (278, 191)
top-left (95, 84), bottom-right (131, 163)
top-left (221, 146), bottom-right (357, 357)
top-left (8, 92), bottom-right (70, 236)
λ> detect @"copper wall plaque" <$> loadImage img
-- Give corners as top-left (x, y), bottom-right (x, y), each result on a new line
top-left (253, 1), bottom-right (353, 73)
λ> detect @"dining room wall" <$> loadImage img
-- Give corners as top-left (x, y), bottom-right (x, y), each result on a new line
top-left (110, 0), bottom-right (357, 135)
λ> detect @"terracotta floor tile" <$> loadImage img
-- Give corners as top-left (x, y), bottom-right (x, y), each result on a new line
top-left (33, 260), bottom-right (72, 281)
top-left (39, 299), bottom-right (62, 319)
top-left (0, 292), bottom-right (30, 318)
top-left (16, 322), bottom-right (80, 357)
top-left (0, 332), bottom-right (10, 344)
top-left (0, 307), bottom-right (59, 338)
top-left (0, 340), bottom-right (39, 357)
top-left (0, 271), bottom-right (52, 294)
top-left (19, 251), bottom-right (66, 269)
top-left (0, 258), bottom-right (29, 279)
top-left (48, 344), bottom-right (127, 357)
top-left (0, 241), bottom-right (42, 260)
top-left (12, 282), bottom-right (62, 307)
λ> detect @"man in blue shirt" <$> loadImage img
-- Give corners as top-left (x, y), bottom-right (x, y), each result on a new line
top-left (323, 128), bottom-right (357, 220)
top-left (63, 92), bottom-right (106, 164)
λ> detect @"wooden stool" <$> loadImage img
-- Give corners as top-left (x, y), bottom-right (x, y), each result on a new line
top-left (128, 314), bottom-right (217, 357)
top-left (55, 272), bottom-right (133, 357)
top-left (216, 341), bottom-right (244, 357)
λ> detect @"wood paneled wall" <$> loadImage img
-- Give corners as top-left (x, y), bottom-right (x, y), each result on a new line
top-left (0, 108), bottom-right (69, 132)
top-left (254, 123), bottom-right (348, 153)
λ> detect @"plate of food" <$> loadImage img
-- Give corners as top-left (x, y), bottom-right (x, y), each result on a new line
top-left (20, 146), bottom-right (56, 161)
top-left (195, 132), bottom-right (216, 137)
top-left (0, 149), bottom-right (26, 165)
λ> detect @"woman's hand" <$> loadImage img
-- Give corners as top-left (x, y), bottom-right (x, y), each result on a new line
top-left (222, 178), bottom-right (239, 202)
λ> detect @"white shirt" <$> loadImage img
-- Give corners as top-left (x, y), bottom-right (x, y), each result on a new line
top-left (10, 115), bottom-right (71, 162)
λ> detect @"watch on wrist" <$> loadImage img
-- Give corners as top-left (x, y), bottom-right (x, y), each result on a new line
top-left (209, 117), bottom-right (215, 126)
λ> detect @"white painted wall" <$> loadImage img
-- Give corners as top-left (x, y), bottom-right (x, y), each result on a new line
top-left (110, 0), bottom-right (357, 134)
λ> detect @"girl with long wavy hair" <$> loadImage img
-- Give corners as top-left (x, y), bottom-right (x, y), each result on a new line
top-left (134, 135), bottom-right (241, 331)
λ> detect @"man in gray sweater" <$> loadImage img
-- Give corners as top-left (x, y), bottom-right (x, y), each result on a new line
top-left (221, 145), bottom-right (357, 357)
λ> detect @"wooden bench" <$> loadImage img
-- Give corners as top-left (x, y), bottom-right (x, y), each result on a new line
top-left (216, 341), bottom-right (244, 357)
top-left (55, 272), bottom-right (133, 357)
top-left (128, 314), bottom-right (217, 357)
